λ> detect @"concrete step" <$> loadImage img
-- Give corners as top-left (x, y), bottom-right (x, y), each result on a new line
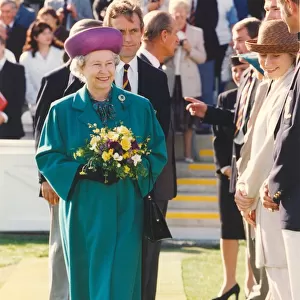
top-left (198, 149), bottom-right (214, 163)
top-left (170, 194), bottom-right (218, 211)
top-left (177, 178), bottom-right (217, 194)
top-left (176, 162), bottom-right (216, 178)
top-left (166, 209), bottom-right (220, 228)
top-left (167, 226), bottom-right (220, 241)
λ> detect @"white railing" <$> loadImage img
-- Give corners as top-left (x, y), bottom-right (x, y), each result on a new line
top-left (0, 139), bottom-right (50, 232)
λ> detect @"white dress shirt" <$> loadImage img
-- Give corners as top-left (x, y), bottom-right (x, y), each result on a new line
top-left (0, 56), bottom-right (8, 123)
top-left (115, 56), bottom-right (138, 94)
top-left (20, 46), bottom-right (64, 114)
top-left (137, 47), bottom-right (160, 69)
top-left (5, 49), bottom-right (16, 63)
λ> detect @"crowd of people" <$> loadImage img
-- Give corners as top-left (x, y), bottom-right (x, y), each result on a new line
top-left (0, 0), bottom-right (299, 300)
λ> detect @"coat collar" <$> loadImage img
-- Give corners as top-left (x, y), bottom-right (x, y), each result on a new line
top-left (72, 84), bottom-right (131, 128)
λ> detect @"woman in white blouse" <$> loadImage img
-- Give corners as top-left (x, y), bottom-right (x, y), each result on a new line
top-left (20, 20), bottom-right (64, 118)
top-left (236, 20), bottom-right (299, 300)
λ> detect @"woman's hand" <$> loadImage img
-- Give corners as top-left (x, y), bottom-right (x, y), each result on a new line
top-left (242, 210), bottom-right (256, 227)
top-left (182, 40), bottom-right (192, 54)
top-left (234, 187), bottom-right (255, 212)
top-left (185, 97), bottom-right (208, 118)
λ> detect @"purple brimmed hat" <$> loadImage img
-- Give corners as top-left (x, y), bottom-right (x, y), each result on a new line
top-left (64, 27), bottom-right (123, 59)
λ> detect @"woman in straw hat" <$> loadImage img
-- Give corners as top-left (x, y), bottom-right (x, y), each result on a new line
top-left (36, 27), bottom-right (167, 300)
top-left (236, 19), bottom-right (299, 299)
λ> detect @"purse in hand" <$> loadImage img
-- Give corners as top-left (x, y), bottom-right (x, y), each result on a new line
top-left (144, 194), bottom-right (172, 242)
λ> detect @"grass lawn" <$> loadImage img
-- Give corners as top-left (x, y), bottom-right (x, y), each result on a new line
top-left (0, 234), bottom-right (49, 288)
top-left (181, 243), bottom-right (246, 300)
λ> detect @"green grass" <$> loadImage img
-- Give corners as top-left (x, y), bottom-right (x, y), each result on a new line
top-left (181, 244), bottom-right (246, 300)
top-left (0, 234), bottom-right (49, 268)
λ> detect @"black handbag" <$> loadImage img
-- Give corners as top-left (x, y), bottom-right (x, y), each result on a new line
top-left (144, 194), bottom-right (172, 242)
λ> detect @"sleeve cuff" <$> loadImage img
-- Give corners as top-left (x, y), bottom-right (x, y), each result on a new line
top-left (220, 166), bottom-right (231, 174)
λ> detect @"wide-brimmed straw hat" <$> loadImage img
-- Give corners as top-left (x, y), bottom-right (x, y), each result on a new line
top-left (246, 20), bottom-right (299, 54)
top-left (64, 27), bottom-right (123, 59)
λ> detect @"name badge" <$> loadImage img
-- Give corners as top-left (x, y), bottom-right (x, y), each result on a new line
top-left (284, 92), bottom-right (293, 120)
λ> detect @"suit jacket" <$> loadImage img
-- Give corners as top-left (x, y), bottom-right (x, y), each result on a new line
top-left (6, 24), bottom-right (27, 62)
top-left (137, 55), bottom-right (177, 201)
top-left (15, 4), bottom-right (36, 29)
top-left (165, 24), bottom-right (206, 97)
top-left (268, 63), bottom-right (300, 231)
top-left (34, 63), bottom-right (83, 183)
top-left (0, 61), bottom-right (25, 139)
top-left (194, 0), bottom-right (219, 62)
top-left (213, 89), bottom-right (236, 174)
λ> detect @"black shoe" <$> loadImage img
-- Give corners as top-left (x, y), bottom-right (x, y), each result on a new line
top-left (212, 283), bottom-right (240, 300)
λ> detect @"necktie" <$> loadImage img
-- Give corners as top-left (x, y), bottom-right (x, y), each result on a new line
top-left (188, 0), bottom-right (196, 26)
top-left (235, 73), bottom-right (253, 135)
top-left (123, 64), bottom-right (131, 91)
top-left (6, 25), bottom-right (11, 37)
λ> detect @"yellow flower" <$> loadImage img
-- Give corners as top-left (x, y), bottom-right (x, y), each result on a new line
top-left (121, 137), bottom-right (131, 151)
top-left (124, 166), bottom-right (130, 174)
top-left (100, 128), bottom-right (107, 138)
top-left (117, 125), bottom-right (131, 136)
top-left (102, 151), bottom-right (111, 162)
top-left (108, 149), bottom-right (114, 155)
top-left (123, 152), bottom-right (129, 159)
top-left (90, 136), bottom-right (100, 151)
top-left (107, 131), bottom-right (119, 141)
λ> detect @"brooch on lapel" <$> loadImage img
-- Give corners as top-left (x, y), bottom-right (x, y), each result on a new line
top-left (118, 94), bottom-right (126, 110)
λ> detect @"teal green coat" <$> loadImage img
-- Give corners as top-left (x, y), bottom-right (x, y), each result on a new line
top-left (36, 84), bottom-right (167, 300)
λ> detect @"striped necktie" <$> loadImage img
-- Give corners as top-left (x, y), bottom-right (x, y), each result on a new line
top-left (188, 0), bottom-right (196, 26)
top-left (123, 64), bottom-right (131, 91)
top-left (235, 72), bottom-right (253, 135)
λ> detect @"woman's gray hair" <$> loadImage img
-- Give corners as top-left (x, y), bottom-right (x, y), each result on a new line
top-left (69, 53), bottom-right (120, 82)
top-left (169, 0), bottom-right (190, 14)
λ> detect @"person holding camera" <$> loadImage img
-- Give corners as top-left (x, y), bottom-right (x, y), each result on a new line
top-left (165, 0), bottom-right (206, 163)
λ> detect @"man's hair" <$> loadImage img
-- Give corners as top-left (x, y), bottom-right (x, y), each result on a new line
top-left (233, 17), bottom-right (261, 38)
top-left (103, 0), bottom-right (144, 30)
top-left (143, 11), bottom-right (173, 42)
top-left (0, 0), bottom-right (17, 9)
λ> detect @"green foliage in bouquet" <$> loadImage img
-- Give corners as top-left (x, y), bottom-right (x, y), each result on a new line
top-left (73, 123), bottom-right (151, 181)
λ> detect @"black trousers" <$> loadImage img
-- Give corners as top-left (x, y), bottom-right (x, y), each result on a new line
top-left (142, 200), bottom-right (169, 300)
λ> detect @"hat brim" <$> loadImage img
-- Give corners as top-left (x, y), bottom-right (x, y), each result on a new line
top-left (245, 39), bottom-right (299, 54)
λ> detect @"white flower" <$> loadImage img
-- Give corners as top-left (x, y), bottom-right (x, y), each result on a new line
top-left (113, 153), bottom-right (123, 161)
top-left (117, 163), bottom-right (121, 168)
top-left (131, 154), bottom-right (142, 166)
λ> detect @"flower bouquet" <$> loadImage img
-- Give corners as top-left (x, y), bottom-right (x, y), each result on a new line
top-left (74, 124), bottom-right (151, 182)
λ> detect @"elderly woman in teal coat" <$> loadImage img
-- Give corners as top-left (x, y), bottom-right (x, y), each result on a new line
top-left (36, 27), bottom-right (167, 300)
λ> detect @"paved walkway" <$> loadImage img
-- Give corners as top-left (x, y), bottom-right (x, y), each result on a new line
top-left (0, 252), bottom-right (187, 300)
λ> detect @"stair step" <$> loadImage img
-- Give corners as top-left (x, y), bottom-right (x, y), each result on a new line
top-left (171, 194), bottom-right (218, 210)
top-left (176, 162), bottom-right (216, 178)
top-left (174, 194), bottom-right (217, 202)
top-left (199, 149), bottom-right (214, 157)
top-left (177, 178), bottom-right (217, 185)
top-left (166, 210), bottom-right (220, 227)
top-left (167, 227), bottom-right (220, 240)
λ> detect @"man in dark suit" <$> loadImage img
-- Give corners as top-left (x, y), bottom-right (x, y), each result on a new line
top-left (265, 0), bottom-right (300, 298)
top-left (34, 19), bottom-right (103, 300)
top-left (103, 2), bottom-right (176, 299)
top-left (0, 36), bottom-right (25, 139)
top-left (136, 10), bottom-right (178, 300)
top-left (0, 0), bottom-right (27, 61)
top-left (186, 18), bottom-right (271, 300)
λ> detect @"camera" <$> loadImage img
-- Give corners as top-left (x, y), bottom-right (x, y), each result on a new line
top-left (179, 39), bottom-right (185, 46)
